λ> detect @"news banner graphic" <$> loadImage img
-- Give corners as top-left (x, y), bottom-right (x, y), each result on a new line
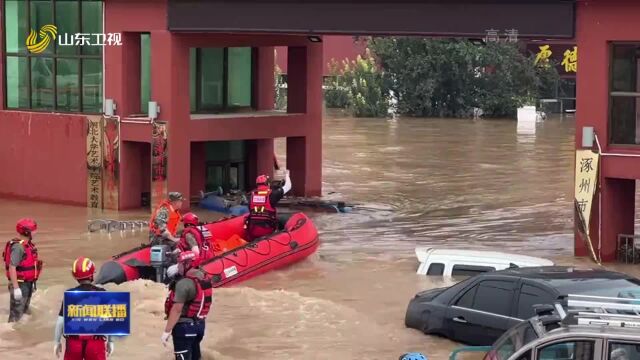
top-left (63, 291), bottom-right (131, 336)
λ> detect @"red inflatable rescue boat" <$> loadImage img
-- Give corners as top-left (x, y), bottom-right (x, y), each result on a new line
top-left (95, 212), bottom-right (319, 287)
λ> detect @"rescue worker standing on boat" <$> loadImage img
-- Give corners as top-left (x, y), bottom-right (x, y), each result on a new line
top-left (150, 192), bottom-right (185, 247)
top-left (54, 257), bottom-right (115, 359)
top-left (3, 218), bottom-right (42, 322)
top-left (161, 251), bottom-right (213, 360)
top-left (245, 170), bottom-right (292, 241)
top-left (177, 213), bottom-right (212, 264)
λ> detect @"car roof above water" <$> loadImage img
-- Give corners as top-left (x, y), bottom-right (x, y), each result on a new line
top-left (416, 247), bottom-right (555, 266)
top-left (492, 266), bottom-right (632, 279)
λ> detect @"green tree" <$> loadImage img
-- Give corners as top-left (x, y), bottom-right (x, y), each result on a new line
top-left (326, 49), bottom-right (390, 117)
top-left (369, 37), bottom-right (560, 118)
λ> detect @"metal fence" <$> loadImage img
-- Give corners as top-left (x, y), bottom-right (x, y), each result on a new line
top-left (617, 234), bottom-right (640, 264)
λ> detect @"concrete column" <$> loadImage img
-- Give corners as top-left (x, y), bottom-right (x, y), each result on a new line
top-left (286, 42), bottom-right (323, 196)
top-left (255, 139), bottom-right (275, 181)
top-left (253, 47), bottom-right (276, 186)
top-left (104, 32), bottom-right (140, 117)
top-left (105, 32), bottom-right (141, 210)
top-left (256, 46), bottom-right (275, 111)
top-left (150, 31), bottom-right (191, 209)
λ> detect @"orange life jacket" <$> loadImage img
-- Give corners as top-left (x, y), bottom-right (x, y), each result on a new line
top-left (248, 185), bottom-right (277, 226)
top-left (164, 273), bottom-right (213, 320)
top-left (178, 226), bottom-right (213, 264)
top-left (150, 201), bottom-right (181, 236)
top-left (3, 238), bottom-right (40, 282)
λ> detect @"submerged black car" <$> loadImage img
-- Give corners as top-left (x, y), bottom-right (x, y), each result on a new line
top-left (404, 266), bottom-right (640, 346)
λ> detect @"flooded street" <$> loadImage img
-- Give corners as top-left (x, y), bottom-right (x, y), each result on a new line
top-left (1, 113), bottom-right (639, 359)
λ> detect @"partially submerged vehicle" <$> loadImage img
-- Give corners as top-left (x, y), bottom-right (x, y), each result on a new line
top-left (405, 266), bottom-right (640, 345)
top-left (95, 212), bottom-right (319, 287)
top-left (448, 294), bottom-right (640, 360)
top-left (415, 247), bottom-right (554, 276)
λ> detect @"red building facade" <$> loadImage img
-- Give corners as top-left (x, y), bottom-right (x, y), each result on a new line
top-left (0, 0), bottom-right (637, 262)
top-left (575, 0), bottom-right (640, 262)
top-left (0, 0), bottom-right (323, 209)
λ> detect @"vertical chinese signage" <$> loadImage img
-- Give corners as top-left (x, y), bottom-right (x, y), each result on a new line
top-left (86, 116), bottom-right (103, 209)
top-left (86, 116), bottom-right (120, 210)
top-left (102, 117), bottom-right (120, 210)
top-left (574, 149), bottom-right (600, 264)
top-left (151, 122), bottom-right (168, 207)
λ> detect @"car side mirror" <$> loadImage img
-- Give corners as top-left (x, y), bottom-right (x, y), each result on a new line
top-left (534, 304), bottom-right (555, 316)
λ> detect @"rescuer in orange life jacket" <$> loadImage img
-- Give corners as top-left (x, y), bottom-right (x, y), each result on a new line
top-left (150, 192), bottom-right (185, 247)
top-left (3, 218), bottom-right (43, 322)
top-left (54, 257), bottom-right (115, 359)
top-left (245, 170), bottom-right (292, 241)
top-left (161, 251), bottom-right (213, 360)
top-left (176, 213), bottom-right (212, 265)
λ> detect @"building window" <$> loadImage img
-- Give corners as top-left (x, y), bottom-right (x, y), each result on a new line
top-left (190, 47), bottom-right (253, 113)
top-left (610, 43), bottom-right (640, 145)
top-left (140, 33), bottom-right (151, 114)
top-left (4, 0), bottom-right (103, 113)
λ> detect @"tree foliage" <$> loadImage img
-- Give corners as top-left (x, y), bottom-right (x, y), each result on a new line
top-left (325, 49), bottom-right (389, 117)
top-left (368, 37), bottom-right (560, 118)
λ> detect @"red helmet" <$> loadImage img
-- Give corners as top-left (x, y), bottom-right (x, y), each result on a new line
top-left (16, 218), bottom-right (37, 237)
top-left (256, 174), bottom-right (269, 185)
top-left (72, 257), bottom-right (96, 280)
top-left (182, 212), bottom-right (199, 226)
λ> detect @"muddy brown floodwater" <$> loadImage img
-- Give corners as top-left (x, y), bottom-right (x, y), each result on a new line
top-left (1, 112), bottom-right (639, 360)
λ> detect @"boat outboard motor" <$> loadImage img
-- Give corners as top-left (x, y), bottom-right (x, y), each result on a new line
top-left (150, 245), bottom-right (172, 283)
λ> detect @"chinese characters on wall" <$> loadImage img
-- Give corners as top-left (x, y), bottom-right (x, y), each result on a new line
top-left (531, 44), bottom-right (577, 74)
top-left (574, 150), bottom-right (599, 235)
top-left (86, 116), bottom-right (120, 210)
top-left (86, 116), bottom-right (103, 209)
top-left (103, 117), bottom-right (120, 210)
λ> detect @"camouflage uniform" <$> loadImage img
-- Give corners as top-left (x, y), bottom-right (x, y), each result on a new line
top-left (150, 205), bottom-right (172, 246)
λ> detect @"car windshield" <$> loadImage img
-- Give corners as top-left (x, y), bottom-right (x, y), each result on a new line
top-left (551, 278), bottom-right (640, 298)
top-left (491, 321), bottom-right (539, 360)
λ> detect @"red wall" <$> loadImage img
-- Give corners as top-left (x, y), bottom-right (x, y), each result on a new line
top-left (276, 35), bottom-right (366, 76)
top-left (575, 0), bottom-right (640, 260)
top-left (0, 111), bottom-right (87, 205)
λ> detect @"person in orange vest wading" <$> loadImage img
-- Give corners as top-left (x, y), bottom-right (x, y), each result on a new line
top-left (150, 192), bottom-right (185, 247)
top-left (245, 170), bottom-right (292, 241)
top-left (3, 218), bottom-right (42, 322)
top-left (54, 257), bottom-right (115, 359)
top-left (161, 251), bottom-right (213, 360)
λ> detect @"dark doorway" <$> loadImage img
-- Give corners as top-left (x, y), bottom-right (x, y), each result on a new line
top-left (121, 141), bottom-right (151, 209)
top-left (204, 140), bottom-right (247, 193)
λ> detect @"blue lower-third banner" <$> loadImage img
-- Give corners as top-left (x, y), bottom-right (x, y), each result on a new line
top-left (63, 291), bottom-right (130, 336)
